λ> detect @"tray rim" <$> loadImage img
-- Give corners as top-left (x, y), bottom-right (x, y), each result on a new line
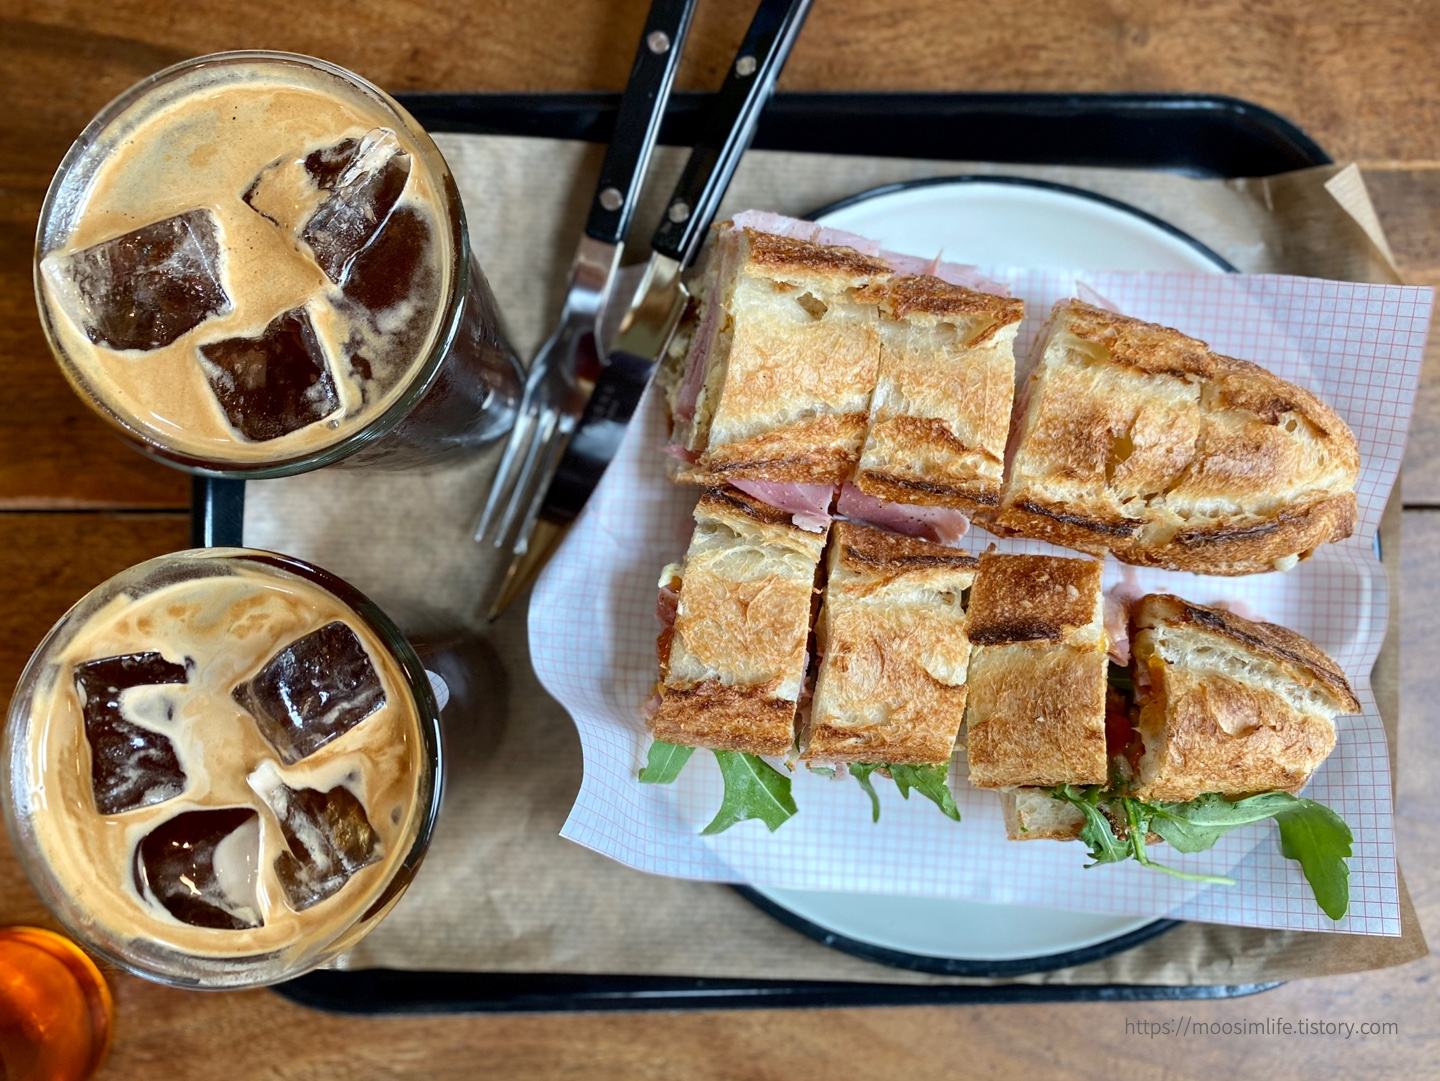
top-left (201, 88), bottom-right (1330, 1011)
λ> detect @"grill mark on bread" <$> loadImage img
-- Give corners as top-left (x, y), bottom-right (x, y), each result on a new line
top-left (649, 678), bottom-right (797, 756)
top-left (854, 275), bottom-right (1025, 334)
top-left (742, 229), bottom-right (892, 279)
top-left (964, 552), bottom-right (1104, 646)
top-left (1142, 594), bottom-right (1360, 713)
top-left (697, 486), bottom-right (799, 530)
top-left (835, 521), bottom-right (979, 573)
top-left (860, 470), bottom-right (1002, 505)
top-left (997, 300), bottom-right (1359, 573)
top-left (1012, 499), bottom-right (1142, 539)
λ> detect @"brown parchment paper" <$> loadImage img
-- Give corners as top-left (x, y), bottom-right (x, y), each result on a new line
top-left (243, 136), bottom-right (1426, 986)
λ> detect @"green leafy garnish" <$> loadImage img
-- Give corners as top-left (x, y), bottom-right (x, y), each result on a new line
top-left (701, 750), bottom-right (797, 835)
top-left (890, 763), bottom-right (961, 822)
top-left (637, 740), bottom-right (695, 784)
top-left (848, 762), bottom-right (961, 822)
top-left (1148, 792), bottom-right (1302, 852)
top-left (1048, 786), bottom-right (1352, 916)
top-left (1106, 662), bottom-right (1133, 695)
top-left (1275, 799), bottom-right (1353, 921)
top-left (1054, 785), bottom-right (1130, 865)
top-left (848, 763), bottom-right (883, 822)
top-left (1051, 786), bottom-right (1235, 885)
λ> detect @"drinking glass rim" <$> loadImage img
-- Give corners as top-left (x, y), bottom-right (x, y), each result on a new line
top-left (33, 49), bottom-right (471, 479)
top-left (0, 546), bottom-right (444, 989)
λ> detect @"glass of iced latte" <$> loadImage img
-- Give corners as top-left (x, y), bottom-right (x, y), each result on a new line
top-left (2, 549), bottom-right (442, 988)
top-left (35, 51), bottom-right (522, 475)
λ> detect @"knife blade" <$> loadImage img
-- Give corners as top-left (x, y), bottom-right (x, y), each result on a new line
top-left (488, 0), bottom-right (814, 615)
top-left (475, 0), bottom-right (699, 551)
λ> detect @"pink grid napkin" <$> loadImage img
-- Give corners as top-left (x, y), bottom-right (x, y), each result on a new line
top-left (531, 270), bottom-right (1431, 935)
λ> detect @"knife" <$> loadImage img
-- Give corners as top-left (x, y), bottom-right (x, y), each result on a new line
top-left (475, 0), bottom-right (699, 552)
top-left (488, 0), bottom-right (814, 616)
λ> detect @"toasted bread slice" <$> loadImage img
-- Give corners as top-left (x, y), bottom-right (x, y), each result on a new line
top-left (650, 487), bottom-right (828, 756)
top-left (668, 226), bottom-right (891, 486)
top-left (850, 278), bottom-right (1024, 515)
top-left (1000, 787), bottom-right (1087, 840)
top-left (802, 522), bottom-right (977, 764)
top-left (1129, 594), bottom-right (1359, 802)
top-left (996, 300), bottom-right (1359, 575)
top-left (964, 552), bottom-right (1109, 788)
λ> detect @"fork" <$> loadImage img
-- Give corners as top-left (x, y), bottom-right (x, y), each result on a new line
top-left (476, 0), bottom-right (698, 553)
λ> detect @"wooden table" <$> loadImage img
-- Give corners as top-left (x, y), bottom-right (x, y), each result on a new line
top-left (2, 3), bottom-right (1436, 1077)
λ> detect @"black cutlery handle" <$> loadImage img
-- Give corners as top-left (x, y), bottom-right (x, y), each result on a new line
top-left (649, 0), bottom-right (813, 266)
top-left (585, 0), bottom-right (700, 245)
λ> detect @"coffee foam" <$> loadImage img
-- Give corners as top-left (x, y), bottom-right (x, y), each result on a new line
top-left (38, 58), bottom-right (454, 465)
top-left (23, 559), bottom-right (428, 964)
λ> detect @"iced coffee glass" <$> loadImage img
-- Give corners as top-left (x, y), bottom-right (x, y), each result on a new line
top-left (35, 51), bottom-right (522, 476)
top-left (2, 549), bottom-right (442, 988)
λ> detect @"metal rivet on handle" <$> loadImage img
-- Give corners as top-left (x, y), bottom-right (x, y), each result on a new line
top-left (735, 54), bottom-right (757, 77)
top-left (599, 187), bottom-right (624, 211)
top-left (667, 201), bottom-right (691, 224)
top-left (647, 30), bottom-right (671, 54)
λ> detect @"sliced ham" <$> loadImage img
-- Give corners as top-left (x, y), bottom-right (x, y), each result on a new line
top-left (1076, 281), bottom-right (1121, 313)
top-left (661, 443), bottom-right (699, 465)
top-left (1103, 594), bottom-right (1131, 667)
top-left (835, 482), bottom-right (969, 544)
top-left (730, 479), bottom-right (836, 533)
top-left (1103, 566), bottom-right (1145, 666)
top-left (656, 570), bottom-right (682, 680)
top-left (673, 258), bottom-right (728, 428)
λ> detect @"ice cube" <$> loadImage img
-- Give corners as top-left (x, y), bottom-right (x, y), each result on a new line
top-left (73, 653), bottom-right (189, 815)
top-left (232, 621), bottom-right (386, 765)
top-left (45, 210), bottom-right (231, 351)
top-left (134, 807), bottom-right (263, 930)
top-left (250, 765), bottom-right (382, 910)
top-left (242, 137), bottom-right (359, 234)
top-left (339, 204), bottom-right (431, 313)
top-left (197, 307), bottom-right (340, 441)
top-left (299, 129), bottom-right (411, 286)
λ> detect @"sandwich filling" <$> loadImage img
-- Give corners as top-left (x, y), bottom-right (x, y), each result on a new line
top-left (664, 212), bottom-right (1020, 543)
top-left (1005, 594), bottom-right (1361, 919)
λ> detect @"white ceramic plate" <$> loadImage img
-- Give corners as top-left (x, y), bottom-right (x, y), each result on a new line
top-left (749, 177), bottom-right (1230, 970)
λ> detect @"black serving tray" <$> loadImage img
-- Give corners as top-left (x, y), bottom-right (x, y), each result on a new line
top-left (198, 91), bottom-right (1330, 1012)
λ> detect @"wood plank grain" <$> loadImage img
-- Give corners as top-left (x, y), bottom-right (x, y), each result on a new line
top-left (1367, 168), bottom-right (1440, 503)
top-left (0, 512), bottom-right (189, 708)
top-left (0, 191), bottom-right (191, 508)
top-left (3, 0), bottom-right (1440, 185)
top-left (0, 509), bottom-right (1431, 1077)
top-left (0, 512), bottom-right (190, 928)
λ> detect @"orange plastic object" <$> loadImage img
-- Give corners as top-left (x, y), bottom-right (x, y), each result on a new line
top-left (0, 927), bottom-right (113, 1081)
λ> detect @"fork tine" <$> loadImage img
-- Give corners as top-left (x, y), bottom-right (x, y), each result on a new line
top-left (506, 412), bottom-right (577, 557)
top-left (475, 394), bottom-right (541, 542)
top-left (493, 404), bottom-right (561, 548)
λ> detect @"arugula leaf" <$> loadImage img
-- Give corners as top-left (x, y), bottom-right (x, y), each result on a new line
top-left (889, 763), bottom-right (961, 822)
top-left (1049, 787), bottom-right (1233, 882)
top-left (1052, 786), bottom-right (1130, 865)
top-left (637, 740), bottom-right (695, 784)
top-left (701, 751), bottom-right (798, 834)
top-left (1106, 662), bottom-right (1133, 695)
top-left (848, 763), bottom-right (883, 823)
top-left (1275, 799), bottom-right (1352, 921)
top-left (1149, 792), bottom-right (1303, 853)
top-left (1120, 796), bottom-right (1235, 885)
